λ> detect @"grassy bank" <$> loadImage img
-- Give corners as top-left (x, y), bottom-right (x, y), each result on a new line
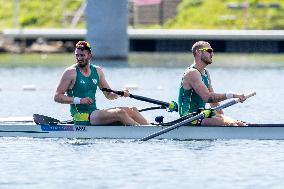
top-left (0, 0), bottom-right (84, 29)
top-left (0, 0), bottom-right (283, 30)
top-left (165, 0), bottom-right (284, 29)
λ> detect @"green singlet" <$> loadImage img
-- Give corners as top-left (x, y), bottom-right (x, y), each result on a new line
top-left (67, 64), bottom-right (99, 125)
top-left (178, 66), bottom-right (209, 117)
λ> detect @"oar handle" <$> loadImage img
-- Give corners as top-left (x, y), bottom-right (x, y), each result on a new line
top-left (244, 91), bottom-right (256, 100)
top-left (101, 88), bottom-right (124, 96)
top-left (101, 88), bottom-right (178, 112)
top-left (214, 92), bottom-right (256, 111)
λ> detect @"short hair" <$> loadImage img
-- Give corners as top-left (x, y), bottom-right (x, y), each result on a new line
top-left (75, 41), bottom-right (92, 53)
top-left (192, 41), bottom-right (210, 56)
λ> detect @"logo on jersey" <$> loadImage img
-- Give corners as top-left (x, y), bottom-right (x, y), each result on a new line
top-left (80, 79), bottom-right (86, 84)
top-left (92, 78), bottom-right (97, 85)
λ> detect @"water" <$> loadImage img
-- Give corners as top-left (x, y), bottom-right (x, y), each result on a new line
top-left (0, 53), bottom-right (284, 189)
top-left (1, 138), bottom-right (284, 189)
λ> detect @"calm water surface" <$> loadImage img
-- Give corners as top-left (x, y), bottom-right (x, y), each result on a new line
top-left (0, 53), bottom-right (284, 189)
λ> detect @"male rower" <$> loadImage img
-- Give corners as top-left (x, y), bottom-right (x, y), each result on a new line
top-left (54, 41), bottom-right (149, 126)
top-left (178, 41), bottom-right (247, 126)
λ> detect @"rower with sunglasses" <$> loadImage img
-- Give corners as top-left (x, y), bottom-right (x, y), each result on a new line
top-left (178, 41), bottom-right (247, 126)
top-left (54, 41), bottom-right (149, 126)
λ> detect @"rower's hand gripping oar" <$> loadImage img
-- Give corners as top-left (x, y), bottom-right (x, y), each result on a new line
top-left (139, 92), bottom-right (256, 141)
top-left (101, 88), bottom-right (178, 112)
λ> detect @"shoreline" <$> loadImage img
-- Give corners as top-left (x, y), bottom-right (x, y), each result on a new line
top-left (0, 52), bottom-right (284, 68)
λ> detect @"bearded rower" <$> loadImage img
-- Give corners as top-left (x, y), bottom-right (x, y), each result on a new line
top-left (178, 41), bottom-right (247, 126)
top-left (54, 41), bottom-right (149, 126)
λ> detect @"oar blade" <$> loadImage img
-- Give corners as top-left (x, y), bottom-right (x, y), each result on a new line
top-left (33, 114), bottom-right (60, 125)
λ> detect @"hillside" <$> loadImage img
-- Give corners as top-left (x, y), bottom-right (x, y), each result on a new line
top-left (165, 0), bottom-right (284, 29)
top-left (0, 0), bottom-right (283, 30)
top-left (0, 0), bottom-right (84, 29)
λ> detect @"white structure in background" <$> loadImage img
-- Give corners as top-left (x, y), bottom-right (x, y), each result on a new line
top-left (86, 0), bottom-right (128, 59)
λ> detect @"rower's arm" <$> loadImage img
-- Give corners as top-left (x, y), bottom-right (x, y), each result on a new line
top-left (187, 70), bottom-right (246, 104)
top-left (96, 67), bottom-right (119, 100)
top-left (207, 72), bottom-right (224, 114)
top-left (54, 69), bottom-right (75, 104)
top-left (186, 70), bottom-right (227, 103)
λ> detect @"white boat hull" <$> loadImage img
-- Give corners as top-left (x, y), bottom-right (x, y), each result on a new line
top-left (1, 123), bottom-right (284, 140)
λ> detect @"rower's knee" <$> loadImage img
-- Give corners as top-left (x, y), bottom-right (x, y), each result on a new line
top-left (130, 107), bottom-right (139, 112)
top-left (125, 106), bottom-right (138, 113)
top-left (123, 107), bottom-right (139, 117)
top-left (115, 108), bottom-right (129, 120)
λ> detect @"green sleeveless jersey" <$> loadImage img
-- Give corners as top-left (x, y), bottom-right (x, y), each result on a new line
top-left (67, 64), bottom-right (99, 118)
top-left (178, 66), bottom-right (209, 117)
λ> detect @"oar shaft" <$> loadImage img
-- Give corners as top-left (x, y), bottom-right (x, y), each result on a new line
top-left (101, 88), bottom-right (174, 109)
top-left (139, 106), bottom-right (166, 112)
top-left (140, 92), bottom-right (256, 141)
top-left (140, 113), bottom-right (205, 141)
top-left (129, 94), bottom-right (169, 107)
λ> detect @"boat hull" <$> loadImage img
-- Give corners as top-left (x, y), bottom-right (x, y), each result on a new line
top-left (1, 123), bottom-right (284, 140)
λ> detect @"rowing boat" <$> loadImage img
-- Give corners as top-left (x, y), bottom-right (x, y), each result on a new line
top-left (1, 121), bottom-right (284, 140)
top-left (0, 92), bottom-right (265, 140)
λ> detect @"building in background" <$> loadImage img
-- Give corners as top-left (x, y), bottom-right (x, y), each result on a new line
top-left (129, 0), bottom-right (181, 26)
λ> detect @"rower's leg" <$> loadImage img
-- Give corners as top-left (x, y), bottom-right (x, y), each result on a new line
top-left (220, 115), bottom-right (247, 126)
top-left (90, 108), bottom-right (139, 126)
top-left (201, 116), bottom-right (225, 126)
top-left (201, 115), bottom-right (246, 126)
top-left (118, 107), bottom-right (149, 125)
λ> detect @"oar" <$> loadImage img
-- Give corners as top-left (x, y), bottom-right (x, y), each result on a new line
top-left (33, 114), bottom-right (73, 125)
top-left (0, 116), bottom-right (34, 123)
top-left (139, 92), bottom-right (256, 141)
top-left (138, 106), bottom-right (167, 112)
top-left (101, 88), bottom-right (178, 112)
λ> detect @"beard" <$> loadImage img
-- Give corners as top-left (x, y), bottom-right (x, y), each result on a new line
top-left (201, 56), bottom-right (212, 65)
top-left (77, 60), bottom-right (89, 68)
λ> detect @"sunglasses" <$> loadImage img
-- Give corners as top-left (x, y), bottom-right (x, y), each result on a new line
top-left (76, 41), bottom-right (91, 49)
top-left (198, 48), bottom-right (214, 54)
